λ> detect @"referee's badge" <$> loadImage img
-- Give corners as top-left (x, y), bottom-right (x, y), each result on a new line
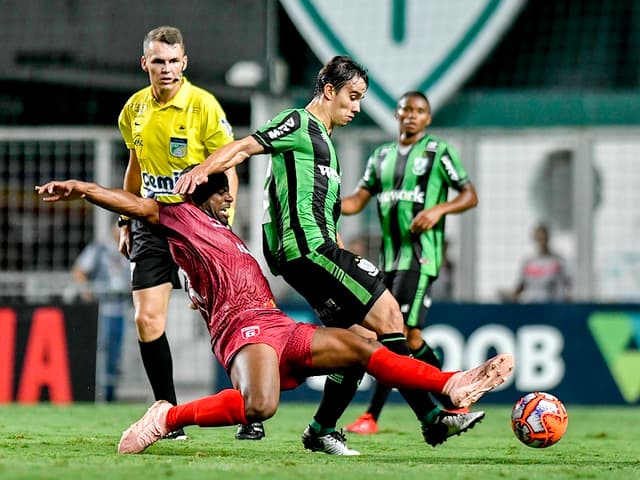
top-left (170, 137), bottom-right (187, 158)
top-left (412, 156), bottom-right (429, 176)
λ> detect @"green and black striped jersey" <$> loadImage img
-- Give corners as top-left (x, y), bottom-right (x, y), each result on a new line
top-left (359, 135), bottom-right (469, 276)
top-left (253, 109), bottom-right (342, 273)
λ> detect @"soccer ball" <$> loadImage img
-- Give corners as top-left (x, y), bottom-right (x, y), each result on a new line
top-left (511, 392), bottom-right (568, 448)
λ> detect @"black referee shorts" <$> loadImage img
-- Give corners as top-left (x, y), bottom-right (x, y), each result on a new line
top-left (129, 220), bottom-right (181, 291)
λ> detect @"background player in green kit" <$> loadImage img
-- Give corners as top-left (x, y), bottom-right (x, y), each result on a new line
top-left (117, 26), bottom-right (263, 440)
top-left (342, 91), bottom-right (479, 435)
top-left (175, 58), bottom-right (487, 454)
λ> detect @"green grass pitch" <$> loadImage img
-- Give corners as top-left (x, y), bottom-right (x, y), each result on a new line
top-left (0, 403), bottom-right (638, 479)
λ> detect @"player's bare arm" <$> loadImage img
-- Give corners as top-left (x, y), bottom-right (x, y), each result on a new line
top-left (224, 167), bottom-right (239, 204)
top-left (123, 150), bottom-right (143, 195)
top-left (36, 180), bottom-right (160, 225)
top-left (118, 149), bottom-right (143, 257)
top-left (174, 136), bottom-right (264, 195)
top-left (410, 182), bottom-right (478, 233)
top-left (341, 187), bottom-right (372, 215)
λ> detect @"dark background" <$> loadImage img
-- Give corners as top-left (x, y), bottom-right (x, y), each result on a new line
top-left (1, 0), bottom-right (638, 127)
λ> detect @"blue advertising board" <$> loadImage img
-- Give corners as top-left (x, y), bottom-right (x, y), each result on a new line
top-left (213, 303), bottom-right (640, 405)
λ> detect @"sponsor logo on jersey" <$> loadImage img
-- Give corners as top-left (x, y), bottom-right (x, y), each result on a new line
top-left (440, 154), bottom-right (460, 181)
top-left (426, 141), bottom-right (438, 152)
top-left (412, 156), bottom-right (429, 176)
top-left (377, 186), bottom-right (425, 205)
top-left (142, 170), bottom-right (183, 196)
top-left (133, 135), bottom-right (143, 147)
top-left (241, 326), bottom-right (261, 339)
top-left (318, 165), bottom-right (341, 183)
top-left (131, 103), bottom-right (147, 115)
top-left (356, 257), bottom-right (380, 277)
top-left (266, 117), bottom-right (297, 140)
top-left (170, 137), bottom-right (187, 158)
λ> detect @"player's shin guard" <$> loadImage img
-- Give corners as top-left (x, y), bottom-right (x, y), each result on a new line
top-left (366, 346), bottom-right (455, 394)
top-left (166, 389), bottom-right (247, 431)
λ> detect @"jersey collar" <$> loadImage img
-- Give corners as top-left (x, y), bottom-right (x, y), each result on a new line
top-left (150, 77), bottom-right (192, 110)
top-left (170, 77), bottom-right (192, 109)
top-left (305, 109), bottom-right (331, 136)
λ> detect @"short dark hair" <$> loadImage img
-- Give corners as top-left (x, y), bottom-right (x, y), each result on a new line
top-left (313, 55), bottom-right (368, 97)
top-left (180, 166), bottom-right (229, 205)
top-left (398, 91), bottom-right (431, 113)
top-left (143, 26), bottom-right (185, 55)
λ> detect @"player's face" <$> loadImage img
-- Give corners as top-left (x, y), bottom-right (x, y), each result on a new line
top-left (141, 41), bottom-right (187, 98)
top-left (395, 96), bottom-right (431, 135)
top-left (204, 187), bottom-right (234, 225)
top-left (329, 77), bottom-right (367, 127)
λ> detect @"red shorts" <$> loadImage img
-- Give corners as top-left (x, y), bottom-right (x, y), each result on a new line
top-left (214, 308), bottom-right (318, 390)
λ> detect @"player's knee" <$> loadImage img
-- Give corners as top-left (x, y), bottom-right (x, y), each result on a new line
top-left (242, 394), bottom-right (278, 422)
top-left (365, 302), bottom-right (404, 334)
top-left (354, 338), bottom-right (379, 366)
top-left (134, 313), bottom-right (165, 341)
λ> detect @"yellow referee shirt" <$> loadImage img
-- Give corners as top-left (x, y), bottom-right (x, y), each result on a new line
top-left (118, 77), bottom-right (234, 203)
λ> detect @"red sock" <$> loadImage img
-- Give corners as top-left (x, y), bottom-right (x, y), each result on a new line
top-left (166, 389), bottom-right (247, 431)
top-left (366, 347), bottom-right (456, 392)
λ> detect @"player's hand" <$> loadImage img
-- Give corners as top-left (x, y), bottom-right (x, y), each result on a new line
top-left (118, 224), bottom-right (131, 259)
top-left (174, 164), bottom-right (209, 195)
top-left (410, 206), bottom-right (443, 233)
top-left (35, 181), bottom-right (86, 202)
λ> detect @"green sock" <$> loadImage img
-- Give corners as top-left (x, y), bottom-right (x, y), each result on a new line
top-left (422, 406), bottom-right (442, 426)
top-left (310, 420), bottom-right (335, 435)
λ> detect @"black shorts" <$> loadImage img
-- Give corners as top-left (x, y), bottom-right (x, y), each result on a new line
top-left (129, 220), bottom-right (181, 291)
top-left (384, 270), bottom-right (434, 329)
top-left (279, 243), bottom-right (386, 328)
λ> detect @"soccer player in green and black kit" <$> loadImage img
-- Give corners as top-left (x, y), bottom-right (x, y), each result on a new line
top-left (175, 60), bottom-right (487, 454)
top-left (342, 91), bottom-right (479, 435)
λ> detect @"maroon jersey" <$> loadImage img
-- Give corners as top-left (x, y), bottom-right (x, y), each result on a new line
top-left (158, 203), bottom-right (279, 345)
